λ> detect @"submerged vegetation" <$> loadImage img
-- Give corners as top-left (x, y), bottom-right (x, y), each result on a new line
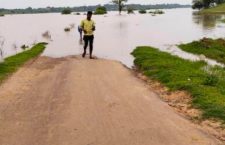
top-left (127, 8), bottom-right (134, 14)
top-left (0, 43), bottom-right (47, 84)
top-left (64, 27), bottom-right (71, 32)
top-left (139, 10), bottom-right (147, 14)
top-left (149, 10), bottom-right (165, 14)
top-left (61, 8), bottom-right (72, 14)
top-left (179, 38), bottom-right (225, 64)
top-left (132, 46), bottom-right (225, 122)
top-left (94, 6), bottom-right (107, 15)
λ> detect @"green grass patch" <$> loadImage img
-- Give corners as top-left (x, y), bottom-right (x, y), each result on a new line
top-left (0, 43), bottom-right (47, 84)
top-left (132, 46), bottom-right (225, 122)
top-left (201, 3), bottom-right (225, 14)
top-left (179, 38), bottom-right (225, 64)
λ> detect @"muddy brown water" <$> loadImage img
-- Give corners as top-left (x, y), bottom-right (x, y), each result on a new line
top-left (0, 8), bottom-right (224, 67)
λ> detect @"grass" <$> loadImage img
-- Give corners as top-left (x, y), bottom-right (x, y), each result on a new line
top-left (201, 3), bottom-right (225, 14)
top-left (0, 43), bottom-right (47, 84)
top-left (221, 19), bottom-right (225, 23)
top-left (179, 38), bottom-right (225, 64)
top-left (132, 46), bottom-right (225, 122)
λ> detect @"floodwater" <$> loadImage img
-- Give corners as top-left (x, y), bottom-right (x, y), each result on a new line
top-left (0, 8), bottom-right (224, 67)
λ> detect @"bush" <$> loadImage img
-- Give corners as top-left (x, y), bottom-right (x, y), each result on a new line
top-left (94, 6), bottom-right (107, 15)
top-left (21, 45), bottom-right (29, 50)
top-left (61, 8), bottom-right (72, 14)
top-left (139, 9), bottom-right (146, 14)
top-left (64, 27), bottom-right (71, 32)
top-left (149, 10), bottom-right (165, 14)
top-left (0, 13), bottom-right (4, 17)
top-left (127, 8), bottom-right (134, 14)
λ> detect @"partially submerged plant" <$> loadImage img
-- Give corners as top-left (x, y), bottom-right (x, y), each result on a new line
top-left (21, 44), bottom-right (29, 50)
top-left (64, 27), bottom-right (71, 32)
top-left (149, 10), bottom-right (165, 15)
top-left (139, 9), bottom-right (147, 14)
top-left (127, 8), bottom-right (134, 14)
top-left (42, 31), bottom-right (51, 40)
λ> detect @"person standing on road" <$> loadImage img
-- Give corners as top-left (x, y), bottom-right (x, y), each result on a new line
top-left (80, 11), bottom-right (96, 59)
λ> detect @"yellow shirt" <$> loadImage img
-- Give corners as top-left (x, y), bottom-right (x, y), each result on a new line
top-left (80, 19), bottom-right (95, 36)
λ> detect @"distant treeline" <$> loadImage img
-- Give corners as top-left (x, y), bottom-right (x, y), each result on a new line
top-left (0, 4), bottom-right (191, 14)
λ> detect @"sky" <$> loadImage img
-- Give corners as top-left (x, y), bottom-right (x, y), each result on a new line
top-left (0, 0), bottom-right (192, 9)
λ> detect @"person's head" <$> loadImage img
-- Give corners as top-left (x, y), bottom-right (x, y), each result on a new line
top-left (87, 11), bottom-right (93, 20)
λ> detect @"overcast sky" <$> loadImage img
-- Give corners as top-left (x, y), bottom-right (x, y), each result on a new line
top-left (0, 0), bottom-right (192, 9)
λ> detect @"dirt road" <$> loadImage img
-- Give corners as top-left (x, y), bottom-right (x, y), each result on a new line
top-left (0, 56), bottom-right (221, 145)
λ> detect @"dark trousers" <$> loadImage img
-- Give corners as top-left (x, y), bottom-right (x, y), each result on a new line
top-left (83, 35), bottom-right (94, 56)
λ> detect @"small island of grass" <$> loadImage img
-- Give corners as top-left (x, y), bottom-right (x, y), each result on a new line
top-left (179, 38), bottom-right (225, 64)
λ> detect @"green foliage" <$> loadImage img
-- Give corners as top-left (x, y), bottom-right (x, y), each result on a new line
top-left (21, 44), bottom-right (29, 50)
top-left (132, 46), bottom-right (225, 122)
top-left (61, 8), bottom-right (72, 14)
top-left (149, 10), bottom-right (165, 14)
top-left (127, 8), bottom-right (134, 14)
top-left (0, 13), bottom-right (4, 17)
top-left (196, 2), bottom-right (225, 13)
top-left (94, 6), bottom-right (107, 15)
top-left (203, 74), bottom-right (219, 86)
top-left (192, 0), bottom-right (204, 10)
top-left (139, 9), bottom-right (146, 14)
top-left (0, 43), bottom-right (47, 84)
top-left (64, 27), bottom-right (71, 32)
top-left (179, 38), bottom-right (225, 64)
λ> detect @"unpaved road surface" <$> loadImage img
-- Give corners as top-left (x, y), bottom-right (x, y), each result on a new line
top-left (0, 56), bottom-right (221, 145)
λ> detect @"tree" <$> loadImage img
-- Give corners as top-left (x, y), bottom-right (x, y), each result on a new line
top-left (112, 0), bottom-right (128, 14)
top-left (192, 0), bottom-right (204, 10)
top-left (192, 0), bottom-right (221, 9)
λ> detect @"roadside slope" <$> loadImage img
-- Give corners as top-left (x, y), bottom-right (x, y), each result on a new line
top-left (0, 56), bottom-right (221, 145)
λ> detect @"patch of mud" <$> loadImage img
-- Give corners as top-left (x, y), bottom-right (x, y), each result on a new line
top-left (135, 71), bottom-right (225, 143)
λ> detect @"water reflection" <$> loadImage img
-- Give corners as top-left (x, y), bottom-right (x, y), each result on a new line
top-left (192, 12), bottom-right (225, 29)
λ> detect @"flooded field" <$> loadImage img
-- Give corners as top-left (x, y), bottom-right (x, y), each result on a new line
top-left (0, 8), bottom-right (224, 67)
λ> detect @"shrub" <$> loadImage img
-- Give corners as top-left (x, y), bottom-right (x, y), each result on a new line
top-left (61, 8), bottom-right (72, 14)
top-left (139, 9), bottom-right (147, 14)
top-left (64, 27), bottom-right (70, 32)
top-left (95, 6), bottom-right (107, 15)
top-left (21, 45), bottom-right (29, 50)
top-left (127, 8), bottom-right (134, 14)
top-left (0, 13), bottom-right (4, 17)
